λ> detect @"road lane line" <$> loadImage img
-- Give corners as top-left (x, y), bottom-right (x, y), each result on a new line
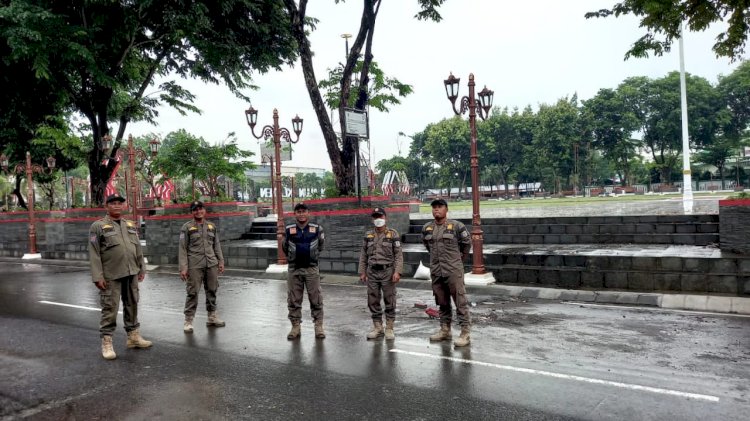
top-left (389, 349), bottom-right (720, 402)
top-left (37, 300), bottom-right (125, 314)
top-left (39, 300), bottom-right (103, 311)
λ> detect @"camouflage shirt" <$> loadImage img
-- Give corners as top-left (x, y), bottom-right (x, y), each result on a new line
top-left (179, 219), bottom-right (224, 271)
top-left (89, 215), bottom-right (144, 282)
top-left (421, 219), bottom-right (471, 277)
top-left (357, 227), bottom-right (404, 275)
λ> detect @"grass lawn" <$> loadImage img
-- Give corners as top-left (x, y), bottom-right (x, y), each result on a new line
top-left (417, 191), bottom-right (730, 213)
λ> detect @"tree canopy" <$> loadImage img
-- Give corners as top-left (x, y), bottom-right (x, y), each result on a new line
top-left (1, 0), bottom-right (297, 205)
top-left (586, 0), bottom-right (750, 60)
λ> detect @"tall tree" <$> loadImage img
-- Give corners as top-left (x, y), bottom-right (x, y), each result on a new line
top-left (479, 107), bottom-right (531, 198)
top-left (531, 97), bottom-right (581, 193)
top-left (586, 0), bottom-right (750, 60)
top-left (583, 88), bottom-right (642, 185)
top-left (157, 130), bottom-right (255, 201)
top-left (1, 0), bottom-right (297, 205)
top-left (422, 117), bottom-right (471, 198)
top-left (283, 0), bottom-right (445, 196)
top-left (627, 72), bottom-right (722, 183)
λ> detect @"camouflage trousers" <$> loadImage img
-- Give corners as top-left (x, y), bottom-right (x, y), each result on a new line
top-left (366, 267), bottom-right (397, 321)
top-left (184, 266), bottom-right (220, 319)
top-left (100, 275), bottom-right (140, 337)
top-left (431, 273), bottom-right (471, 327)
top-left (287, 266), bottom-right (323, 323)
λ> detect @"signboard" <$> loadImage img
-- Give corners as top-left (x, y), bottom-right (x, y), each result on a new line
top-left (260, 139), bottom-right (292, 163)
top-left (344, 108), bottom-right (368, 138)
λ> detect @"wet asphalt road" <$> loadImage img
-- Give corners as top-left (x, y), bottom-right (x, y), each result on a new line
top-left (1, 261), bottom-right (749, 420)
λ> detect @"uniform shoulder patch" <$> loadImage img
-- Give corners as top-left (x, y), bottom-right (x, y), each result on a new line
top-left (425, 225), bottom-right (433, 231)
top-left (386, 231), bottom-right (392, 238)
top-left (102, 224), bottom-right (113, 229)
top-left (289, 227), bottom-right (297, 235)
top-left (309, 226), bottom-right (317, 233)
top-left (447, 223), bottom-right (454, 230)
top-left (189, 226), bottom-right (199, 231)
top-left (126, 221), bottom-right (135, 227)
top-left (90, 234), bottom-right (97, 244)
top-left (208, 224), bottom-right (214, 230)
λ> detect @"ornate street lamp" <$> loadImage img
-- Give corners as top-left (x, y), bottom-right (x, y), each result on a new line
top-left (443, 72), bottom-right (495, 284)
top-left (101, 135), bottom-right (160, 221)
top-left (0, 151), bottom-right (56, 257)
top-left (245, 107), bottom-right (303, 267)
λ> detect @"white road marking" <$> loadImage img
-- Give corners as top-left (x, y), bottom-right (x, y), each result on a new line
top-left (562, 302), bottom-right (750, 318)
top-left (38, 300), bottom-right (121, 314)
top-left (389, 349), bottom-right (720, 402)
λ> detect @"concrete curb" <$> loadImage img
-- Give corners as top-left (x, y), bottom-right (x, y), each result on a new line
top-left (3, 257), bottom-right (748, 315)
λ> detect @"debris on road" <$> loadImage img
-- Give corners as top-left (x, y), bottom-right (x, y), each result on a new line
top-left (425, 307), bottom-right (439, 319)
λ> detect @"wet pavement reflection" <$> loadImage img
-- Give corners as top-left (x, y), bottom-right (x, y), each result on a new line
top-left (1, 261), bottom-right (749, 420)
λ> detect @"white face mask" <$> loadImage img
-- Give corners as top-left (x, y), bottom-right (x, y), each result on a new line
top-left (373, 218), bottom-right (386, 228)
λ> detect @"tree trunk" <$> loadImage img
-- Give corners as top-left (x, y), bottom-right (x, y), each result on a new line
top-left (284, 0), bottom-right (379, 197)
top-left (12, 176), bottom-right (26, 210)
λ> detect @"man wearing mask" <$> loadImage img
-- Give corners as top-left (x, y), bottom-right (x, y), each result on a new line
top-left (179, 200), bottom-right (226, 333)
top-left (358, 207), bottom-right (403, 340)
top-left (421, 198), bottom-right (472, 347)
top-left (89, 193), bottom-right (152, 360)
top-left (282, 203), bottom-right (326, 340)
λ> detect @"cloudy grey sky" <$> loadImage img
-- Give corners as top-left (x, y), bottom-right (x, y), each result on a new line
top-left (127, 0), bottom-right (743, 171)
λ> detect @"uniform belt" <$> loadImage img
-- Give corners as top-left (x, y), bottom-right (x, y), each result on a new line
top-left (371, 264), bottom-right (393, 270)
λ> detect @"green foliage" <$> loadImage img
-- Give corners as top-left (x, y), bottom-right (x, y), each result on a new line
top-left (157, 130), bottom-right (255, 201)
top-left (319, 60), bottom-right (413, 112)
top-left (585, 0), bottom-right (750, 60)
top-left (1, 0), bottom-right (298, 205)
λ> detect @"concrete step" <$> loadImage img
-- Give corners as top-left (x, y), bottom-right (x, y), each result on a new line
top-left (397, 243), bottom-right (749, 295)
top-left (402, 232), bottom-right (719, 246)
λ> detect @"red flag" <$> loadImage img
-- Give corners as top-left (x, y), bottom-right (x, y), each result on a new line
top-left (104, 158), bottom-right (122, 198)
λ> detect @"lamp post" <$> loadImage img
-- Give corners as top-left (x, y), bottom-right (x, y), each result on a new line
top-left (245, 107), bottom-right (303, 267)
top-left (100, 135), bottom-right (160, 221)
top-left (0, 151), bottom-right (56, 257)
top-left (262, 153), bottom-right (275, 215)
top-left (443, 72), bottom-right (495, 284)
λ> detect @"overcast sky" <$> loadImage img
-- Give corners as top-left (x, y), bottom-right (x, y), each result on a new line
top-left (127, 0), bottom-right (743, 171)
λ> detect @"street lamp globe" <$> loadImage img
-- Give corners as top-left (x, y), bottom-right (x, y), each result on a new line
top-left (148, 138), bottom-right (161, 156)
top-left (292, 115), bottom-right (304, 136)
top-left (478, 86), bottom-right (494, 114)
top-left (245, 106), bottom-right (258, 128)
top-left (100, 135), bottom-right (113, 151)
top-left (443, 73), bottom-right (460, 104)
top-left (45, 156), bottom-right (56, 170)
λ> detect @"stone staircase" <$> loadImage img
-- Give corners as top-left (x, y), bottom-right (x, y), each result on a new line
top-left (399, 215), bottom-right (749, 296)
top-left (240, 220), bottom-right (278, 241)
top-left (402, 215), bottom-right (721, 246)
top-left (225, 215), bottom-right (749, 295)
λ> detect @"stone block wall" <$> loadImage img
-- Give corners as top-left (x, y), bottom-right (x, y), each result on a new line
top-left (142, 203), bottom-right (256, 265)
top-left (719, 199), bottom-right (750, 254)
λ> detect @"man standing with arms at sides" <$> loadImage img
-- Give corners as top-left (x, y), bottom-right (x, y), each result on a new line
top-left (179, 201), bottom-right (226, 334)
top-left (282, 202), bottom-right (326, 340)
top-left (358, 207), bottom-right (403, 340)
top-left (89, 193), bottom-right (152, 360)
top-left (421, 198), bottom-right (472, 347)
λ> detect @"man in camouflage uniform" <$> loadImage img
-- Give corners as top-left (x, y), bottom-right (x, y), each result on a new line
top-left (358, 207), bottom-right (403, 340)
top-left (421, 198), bottom-right (472, 347)
top-left (89, 193), bottom-right (152, 360)
top-left (179, 200), bottom-right (226, 333)
top-left (282, 202), bottom-right (326, 340)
